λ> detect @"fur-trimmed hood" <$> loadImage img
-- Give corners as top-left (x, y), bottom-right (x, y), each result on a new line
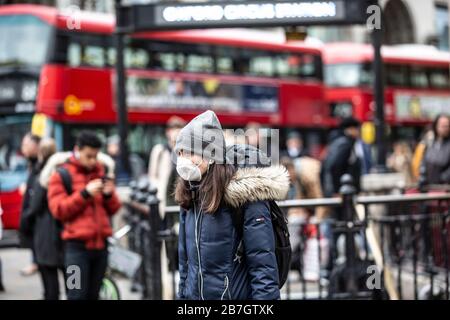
top-left (39, 151), bottom-right (116, 188)
top-left (223, 165), bottom-right (289, 208)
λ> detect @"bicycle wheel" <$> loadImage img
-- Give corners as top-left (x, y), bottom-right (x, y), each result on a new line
top-left (99, 276), bottom-right (121, 300)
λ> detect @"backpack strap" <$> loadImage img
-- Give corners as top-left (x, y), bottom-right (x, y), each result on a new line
top-left (56, 167), bottom-right (72, 195)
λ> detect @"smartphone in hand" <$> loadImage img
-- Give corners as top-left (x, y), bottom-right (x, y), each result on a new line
top-left (101, 176), bottom-right (113, 183)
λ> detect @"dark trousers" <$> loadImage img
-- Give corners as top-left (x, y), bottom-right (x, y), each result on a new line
top-left (32, 246), bottom-right (37, 264)
top-left (38, 265), bottom-right (65, 300)
top-left (64, 241), bottom-right (108, 300)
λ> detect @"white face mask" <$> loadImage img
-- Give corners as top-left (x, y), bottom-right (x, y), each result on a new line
top-left (176, 156), bottom-right (202, 182)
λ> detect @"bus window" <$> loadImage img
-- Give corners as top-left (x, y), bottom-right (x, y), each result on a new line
top-left (215, 46), bottom-right (238, 75)
top-left (360, 63), bottom-right (372, 85)
top-left (84, 45), bottom-right (105, 67)
top-left (216, 56), bottom-right (233, 74)
top-left (325, 63), bottom-right (371, 87)
top-left (386, 64), bottom-right (409, 87)
top-left (299, 53), bottom-right (319, 80)
top-left (145, 41), bottom-right (186, 72)
top-left (0, 15), bottom-right (52, 67)
top-left (157, 52), bottom-right (186, 72)
top-left (66, 33), bottom-right (109, 68)
top-left (429, 67), bottom-right (450, 89)
top-left (147, 52), bottom-right (163, 70)
top-left (107, 47), bottom-right (116, 66)
top-left (410, 66), bottom-right (429, 88)
top-left (0, 115), bottom-right (31, 191)
top-left (157, 52), bottom-right (174, 71)
top-left (141, 41), bottom-right (214, 73)
top-left (274, 54), bottom-right (299, 78)
top-left (185, 45), bottom-right (214, 73)
top-left (125, 47), bottom-right (149, 69)
top-left (68, 42), bottom-right (82, 67)
top-left (247, 51), bottom-right (274, 77)
top-left (232, 57), bottom-right (250, 75)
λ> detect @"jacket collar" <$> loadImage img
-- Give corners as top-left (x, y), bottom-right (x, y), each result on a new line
top-left (223, 165), bottom-right (289, 208)
top-left (67, 155), bottom-right (103, 175)
top-left (39, 151), bottom-right (115, 188)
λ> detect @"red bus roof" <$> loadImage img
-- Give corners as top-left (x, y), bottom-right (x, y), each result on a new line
top-left (0, 4), bottom-right (321, 53)
top-left (322, 42), bottom-right (450, 67)
top-left (135, 29), bottom-right (322, 54)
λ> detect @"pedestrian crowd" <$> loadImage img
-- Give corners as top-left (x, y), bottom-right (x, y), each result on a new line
top-left (5, 111), bottom-right (450, 300)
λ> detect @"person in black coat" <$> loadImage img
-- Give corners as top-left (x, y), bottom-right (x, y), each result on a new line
top-left (23, 138), bottom-right (65, 300)
top-left (321, 117), bottom-right (362, 203)
top-left (18, 133), bottom-right (41, 276)
top-left (320, 118), bottom-right (362, 276)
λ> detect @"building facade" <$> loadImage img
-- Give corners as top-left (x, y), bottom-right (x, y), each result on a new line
top-left (309, 0), bottom-right (449, 50)
top-left (2, 0), bottom-right (449, 51)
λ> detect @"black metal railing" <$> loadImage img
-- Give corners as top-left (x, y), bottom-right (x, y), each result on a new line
top-left (124, 179), bottom-right (178, 300)
top-left (123, 175), bottom-right (450, 300)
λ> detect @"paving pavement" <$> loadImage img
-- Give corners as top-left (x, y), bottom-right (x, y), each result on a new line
top-left (0, 247), bottom-right (139, 300)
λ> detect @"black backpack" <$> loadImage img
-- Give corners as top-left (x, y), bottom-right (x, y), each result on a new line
top-left (227, 144), bottom-right (291, 289)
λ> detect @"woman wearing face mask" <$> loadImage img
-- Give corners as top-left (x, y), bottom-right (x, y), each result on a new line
top-left (174, 110), bottom-right (289, 300)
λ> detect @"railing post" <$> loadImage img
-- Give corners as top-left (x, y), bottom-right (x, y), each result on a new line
top-left (127, 180), bottom-right (140, 293)
top-left (135, 180), bottom-right (150, 299)
top-left (127, 180), bottom-right (138, 252)
top-left (339, 174), bottom-right (358, 298)
top-left (147, 184), bottom-right (162, 300)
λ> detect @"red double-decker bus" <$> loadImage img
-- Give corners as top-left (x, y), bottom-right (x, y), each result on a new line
top-left (0, 4), bottom-right (327, 229)
top-left (323, 42), bottom-right (450, 141)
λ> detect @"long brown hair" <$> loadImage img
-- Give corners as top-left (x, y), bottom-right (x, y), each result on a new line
top-left (174, 163), bottom-right (236, 213)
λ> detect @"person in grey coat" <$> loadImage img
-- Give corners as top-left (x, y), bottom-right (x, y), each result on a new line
top-left (419, 114), bottom-right (450, 189)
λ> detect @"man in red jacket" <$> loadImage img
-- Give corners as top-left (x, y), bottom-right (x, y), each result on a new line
top-left (48, 131), bottom-right (121, 300)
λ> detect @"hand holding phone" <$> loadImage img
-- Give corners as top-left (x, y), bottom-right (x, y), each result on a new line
top-left (101, 176), bottom-right (112, 183)
top-left (86, 179), bottom-right (103, 196)
top-left (102, 176), bottom-right (115, 196)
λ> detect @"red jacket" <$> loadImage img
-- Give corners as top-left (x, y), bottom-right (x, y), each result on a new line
top-left (48, 156), bottom-right (121, 249)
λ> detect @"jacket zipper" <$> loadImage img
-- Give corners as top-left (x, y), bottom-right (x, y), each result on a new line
top-left (199, 209), bottom-right (205, 300)
top-left (88, 173), bottom-right (101, 245)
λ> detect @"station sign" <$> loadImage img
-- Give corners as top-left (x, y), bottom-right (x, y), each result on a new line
top-left (117, 0), bottom-right (377, 32)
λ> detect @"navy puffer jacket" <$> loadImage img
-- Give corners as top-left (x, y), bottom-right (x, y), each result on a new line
top-left (178, 165), bottom-right (289, 300)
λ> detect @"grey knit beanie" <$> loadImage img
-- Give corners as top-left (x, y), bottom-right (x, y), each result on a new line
top-left (174, 110), bottom-right (226, 163)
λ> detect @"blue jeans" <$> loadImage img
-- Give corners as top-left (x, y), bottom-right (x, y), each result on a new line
top-left (319, 219), bottom-right (336, 275)
top-left (64, 240), bottom-right (108, 300)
